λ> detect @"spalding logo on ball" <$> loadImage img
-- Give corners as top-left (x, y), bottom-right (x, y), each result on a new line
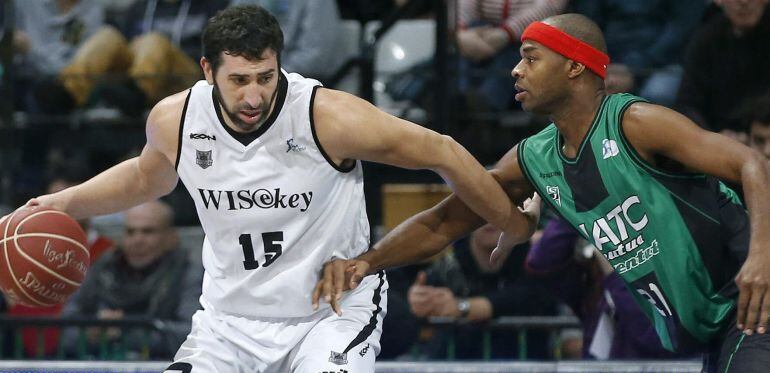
top-left (0, 206), bottom-right (90, 307)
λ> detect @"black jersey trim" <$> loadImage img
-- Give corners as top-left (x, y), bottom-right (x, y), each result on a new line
top-left (164, 362), bottom-right (192, 373)
top-left (518, 139), bottom-right (592, 243)
top-left (516, 139), bottom-right (531, 185)
top-left (212, 71), bottom-right (288, 147)
top-left (518, 139), bottom-right (546, 204)
top-left (342, 271), bottom-right (385, 354)
top-left (309, 86), bottom-right (356, 173)
top-left (616, 100), bottom-right (704, 180)
top-left (669, 191), bottom-right (721, 225)
top-left (556, 95), bottom-right (609, 164)
top-left (174, 89), bottom-right (192, 170)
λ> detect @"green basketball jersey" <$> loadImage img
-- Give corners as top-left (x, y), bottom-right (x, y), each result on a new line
top-left (518, 94), bottom-right (749, 352)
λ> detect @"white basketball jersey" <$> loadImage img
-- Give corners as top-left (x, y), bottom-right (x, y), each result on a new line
top-left (175, 72), bottom-right (370, 318)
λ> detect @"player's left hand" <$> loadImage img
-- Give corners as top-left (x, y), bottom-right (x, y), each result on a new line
top-left (312, 258), bottom-right (370, 316)
top-left (735, 247), bottom-right (770, 334)
top-left (490, 193), bottom-right (541, 266)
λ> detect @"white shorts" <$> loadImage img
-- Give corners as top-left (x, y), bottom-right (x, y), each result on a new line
top-left (164, 272), bottom-right (388, 373)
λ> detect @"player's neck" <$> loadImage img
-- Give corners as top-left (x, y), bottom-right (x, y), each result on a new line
top-left (551, 91), bottom-right (606, 152)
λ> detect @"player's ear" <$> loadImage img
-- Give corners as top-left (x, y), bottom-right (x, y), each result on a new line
top-left (201, 57), bottom-right (215, 85)
top-left (567, 60), bottom-right (586, 79)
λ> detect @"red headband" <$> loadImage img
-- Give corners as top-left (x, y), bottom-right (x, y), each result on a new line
top-left (521, 21), bottom-right (609, 79)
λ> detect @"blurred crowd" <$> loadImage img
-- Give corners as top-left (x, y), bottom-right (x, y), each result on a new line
top-left (0, 0), bottom-right (769, 362)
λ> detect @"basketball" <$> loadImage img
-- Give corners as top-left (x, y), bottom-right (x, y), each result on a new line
top-left (0, 206), bottom-right (89, 307)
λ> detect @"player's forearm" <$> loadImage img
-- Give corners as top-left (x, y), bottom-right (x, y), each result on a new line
top-left (741, 154), bottom-right (770, 245)
top-left (361, 213), bottom-right (452, 274)
top-left (435, 139), bottom-right (530, 238)
top-left (52, 158), bottom-right (174, 219)
top-left (361, 196), bottom-right (486, 274)
top-left (439, 140), bottom-right (510, 229)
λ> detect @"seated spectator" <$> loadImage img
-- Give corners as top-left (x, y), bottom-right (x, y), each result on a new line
top-left (20, 0), bottom-right (227, 116)
top-left (457, 0), bottom-right (567, 112)
top-left (61, 200), bottom-right (202, 359)
top-left (527, 217), bottom-right (688, 360)
top-left (676, 0), bottom-right (770, 140)
top-left (573, 0), bottom-right (705, 107)
top-left (378, 284), bottom-right (420, 360)
top-left (407, 224), bottom-right (557, 359)
top-left (231, 0), bottom-right (343, 82)
top-left (13, 0), bottom-right (106, 112)
top-left (6, 171), bottom-right (115, 358)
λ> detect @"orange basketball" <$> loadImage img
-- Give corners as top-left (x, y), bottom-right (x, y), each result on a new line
top-left (0, 206), bottom-right (89, 307)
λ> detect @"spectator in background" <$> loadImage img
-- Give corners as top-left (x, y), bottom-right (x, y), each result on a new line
top-left (5, 170), bottom-right (115, 358)
top-left (457, 0), bottom-right (567, 112)
top-left (677, 0), bottom-right (770, 140)
top-left (61, 200), bottom-right (202, 359)
top-left (407, 224), bottom-right (556, 359)
top-left (96, 0), bottom-right (228, 114)
top-left (230, 0), bottom-right (343, 82)
top-left (572, 0), bottom-right (706, 107)
top-left (21, 0), bottom-right (227, 116)
top-left (527, 218), bottom-right (689, 360)
top-left (13, 0), bottom-right (106, 112)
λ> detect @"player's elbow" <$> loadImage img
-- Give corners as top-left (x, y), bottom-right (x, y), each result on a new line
top-left (135, 161), bottom-right (178, 200)
top-left (156, 177), bottom-right (179, 198)
top-left (740, 149), bottom-right (770, 180)
top-left (429, 134), bottom-right (465, 170)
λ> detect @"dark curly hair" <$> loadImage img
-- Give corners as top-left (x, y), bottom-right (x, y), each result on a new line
top-left (202, 5), bottom-right (284, 73)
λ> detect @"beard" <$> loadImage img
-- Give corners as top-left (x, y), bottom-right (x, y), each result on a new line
top-left (213, 82), bottom-right (276, 133)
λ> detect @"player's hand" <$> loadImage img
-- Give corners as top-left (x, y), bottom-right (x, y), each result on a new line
top-left (312, 258), bottom-right (370, 316)
top-left (491, 193), bottom-right (541, 266)
top-left (24, 193), bottom-right (69, 212)
top-left (735, 246), bottom-right (770, 334)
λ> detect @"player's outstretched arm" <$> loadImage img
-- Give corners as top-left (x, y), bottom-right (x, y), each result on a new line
top-left (28, 92), bottom-right (186, 219)
top-left (622, 102), bottom-right (770, 335)
top-left (312, 144), bottom-right (537, 315)
top-left (312, 88), bottom-right (531, 238)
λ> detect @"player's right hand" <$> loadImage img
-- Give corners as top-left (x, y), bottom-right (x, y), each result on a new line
top-left (312, 258), bottom-right (370, 316)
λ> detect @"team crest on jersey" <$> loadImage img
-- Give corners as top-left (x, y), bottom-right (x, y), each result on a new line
top-left (329, 351), bottom-right (348, 365)
top-left (286, 138), bottom-right (306, 152)
top-left (546, 185), bottom-right (561, 206)
top-left (602, 139), bottom-right (619, 159)
top-left (196, 150), bottom-right (213, 169)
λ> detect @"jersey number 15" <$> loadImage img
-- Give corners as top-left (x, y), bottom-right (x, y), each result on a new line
top-left (239, 232), bottom-right (283, 270)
